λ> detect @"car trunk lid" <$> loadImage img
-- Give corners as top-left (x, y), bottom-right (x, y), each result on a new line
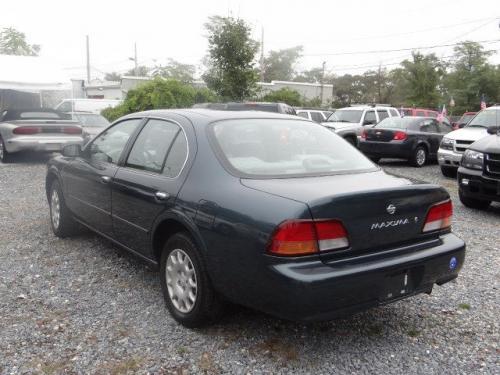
top-left (364, 128), bottom-right (398, 142)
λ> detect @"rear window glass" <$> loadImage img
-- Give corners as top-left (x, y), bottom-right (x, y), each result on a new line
top-left (374, 117), bottom-right (416, 130)
top-left (210, 119), bottom-right (376, 178)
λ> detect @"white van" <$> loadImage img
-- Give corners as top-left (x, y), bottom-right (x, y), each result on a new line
top-left (55, 99), bottom-right (122, 114)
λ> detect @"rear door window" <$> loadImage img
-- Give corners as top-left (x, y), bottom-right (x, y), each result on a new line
top-left (364, 111), bottom-right (377, 125)
top-left (310, 112), bottom-right (324, 122)
top-left (377, 110), bottom-right (389, 121)
top-left (297, 111), bottom-right (309, 119)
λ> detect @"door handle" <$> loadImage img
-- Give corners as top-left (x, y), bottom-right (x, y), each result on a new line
top-left (155, 191), bottom-right (169, 201)
top-left (100, 176), bottom-right (112, 184)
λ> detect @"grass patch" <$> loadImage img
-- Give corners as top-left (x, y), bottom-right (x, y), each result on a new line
top-left (458, 303), bottom-right (471, 310)
top-left (407, 328), bottom-right (420, 337)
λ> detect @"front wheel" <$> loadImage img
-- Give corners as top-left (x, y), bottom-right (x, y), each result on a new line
top-left (459, 189), bottom-right (491, 210)
top-left (160, 233), bottom-right (223, 327)
top-left (410, 146), bottom-right (427, 167)
top-left (49, 180), bottom-right (79, 237)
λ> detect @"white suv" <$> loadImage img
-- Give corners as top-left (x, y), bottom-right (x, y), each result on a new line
top-left (322, 105), bottom-right (400, 146)
top-left (296, 109), bottom-right (333, 123)
top-left (438, 106), bottom-right (499, 177)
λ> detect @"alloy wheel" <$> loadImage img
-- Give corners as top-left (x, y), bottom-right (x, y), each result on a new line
top-left (0, 140), bottom-right (4, 161)
top-left (416, 149), bottom-right (426, 166)
top-left (50, 189), bottom-right (60, 229)
top-left (166, 249), bottom-right (197, 313)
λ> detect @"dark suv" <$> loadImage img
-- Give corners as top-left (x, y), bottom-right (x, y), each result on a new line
top-left (457, 126), bottom-right (500, 209)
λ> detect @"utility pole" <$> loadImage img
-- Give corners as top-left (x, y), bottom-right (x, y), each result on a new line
top-left (86, 35), bottom-right (91, 83)
top-left (134, 42), bottom-right (138, 76)
top-left (259, 27), bottom-right (264, 82)
top-left (320, 61), bottom-right (326, 106)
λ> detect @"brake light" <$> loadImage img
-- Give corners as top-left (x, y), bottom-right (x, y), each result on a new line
top-left (268, 220), bottom-right (349, 256)
top-left (361, 130), bottom-right (367, 139)
top-left (13, 126), bottom-right (41, 135)
top-left (63, 126), bottom-right (82, 134)
top-left (423, 200), bottom-right (452, 232)
top-left (393, 131), bottom-right (407, 141)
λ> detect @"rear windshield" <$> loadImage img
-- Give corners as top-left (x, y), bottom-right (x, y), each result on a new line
top-left (466, 109), bottom-right (500, 128)
top-left (74, 113), bottom-right (110, 127)
top-left (374, 117), bottom-right (417, 129)
top-left (210, 119), bottom-right (376, 178)
top-left (327, 109), bottom-right (363, 123)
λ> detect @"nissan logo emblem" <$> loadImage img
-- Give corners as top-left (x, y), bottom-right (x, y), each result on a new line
top-left (386, 204), bottom-right (396, 215)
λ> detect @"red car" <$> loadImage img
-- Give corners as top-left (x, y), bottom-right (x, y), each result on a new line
top-left (401, 108), bottom-right (439, 118)
top-left (452, 112), bottom-right (476, 130)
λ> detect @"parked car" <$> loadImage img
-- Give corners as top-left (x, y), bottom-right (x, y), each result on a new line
top-left (296, 109), bottom-right (333, 122)
top-left (452, 112), bottom-right (476, 130)
top-left (457, 126), bottom-right (500, 209)
top-left (322, 105), bottom-right (400, 146)
top-left (359, 117), bottom-right (452, 167)
top-left (0, 109), bottom-right (83, 163)
top-left (193, 102), bottom-right (296, 115)
top-left (70, 112), bottom-right (110, 142)
top-left (55, 99), bottom-right (122, 115)
top-left (400, 107), bottom-right (438, 118)
top-left (438, 106), bottom-right (498, 177)
top-left (46, 109), bottom-right (465, 327)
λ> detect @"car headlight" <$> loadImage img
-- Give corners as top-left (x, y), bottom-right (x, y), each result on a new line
top-left (440, 137), bottom-right (454, 150)
top-left (461, 149), bottom-right (484, 170)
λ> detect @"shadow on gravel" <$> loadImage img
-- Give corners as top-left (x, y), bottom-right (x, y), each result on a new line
top-left (3, 151), bottom-right (55, 164)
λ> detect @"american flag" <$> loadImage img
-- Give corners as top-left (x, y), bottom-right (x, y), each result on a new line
top-left (480, 94), bottom-right (486, 110)
top-left (437, 104), bottom-right (446, 122)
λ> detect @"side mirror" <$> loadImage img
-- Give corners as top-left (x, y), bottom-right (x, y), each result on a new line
top-left (62, 144), bottom-right (82, 157)
top-left (487, 126), bottom-right (500, 135)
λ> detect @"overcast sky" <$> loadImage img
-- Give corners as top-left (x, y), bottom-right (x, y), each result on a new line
top-left (1, 0), bottom-right (499, 80)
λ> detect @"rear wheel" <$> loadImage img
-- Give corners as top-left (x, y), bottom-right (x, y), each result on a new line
top-left (160, 233), bottom-right (223, 327)
top-left (410, 146), bottom-right (427, 167)
top-left (440, 166), bottom-right (457, 178)
top-left (49, 180), bottom-right (79, 237)
top-left (459, 189), bottom-right (491, 210)
top-left (0, 137), bottom-right (13, 163)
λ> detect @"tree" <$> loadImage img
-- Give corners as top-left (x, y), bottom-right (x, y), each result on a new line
top-left (401, 52), bottom-right (444, 108)
top-left (444, 41), bottom-right (497, 113)
top-left (125, 65), bottom-right (150, 77)
top-left (150, 59), bottom-right (196, 83)
top-left (202, 16), bottom-right (259, 100)
top-left (104, 72), bottom-right (121, 81)
top-left (0, 27), bottom-right (40, 56)
top-left (263, 46), bottom-right (303, 82)
top-left (101, 78), bottom-right (217, 122)
top-left (293, 67), bottom-right (324, 83)
top-left (262, 88), bottom-right (302, 106)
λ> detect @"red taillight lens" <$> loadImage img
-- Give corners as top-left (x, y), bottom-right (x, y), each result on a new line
top-left (361, 130), bottom-right (367, 139)
top-left (268, 220), bottom-right (349, 256)
top-left (13, 126), bottom-right (41, 135)
top-left (423, 200), bottom-right (452, 232)
top-left (393, 131), bottom-right (407, 141)
top-left (63, 126), bottom-right (82, 134)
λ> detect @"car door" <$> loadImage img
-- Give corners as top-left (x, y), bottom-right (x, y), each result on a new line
top-left (419, 119), bottom-right (441, 157)
top-left (62, 118), bottom-right (143, 235)
top-left (111, 117), bottom-right (191, 256)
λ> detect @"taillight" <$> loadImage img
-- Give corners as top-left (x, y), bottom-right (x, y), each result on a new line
top-left (63, 126), bottom-right (82, 134)
top-left (393, 131), bottom-right (407, 141)
top-left (361, 130), bottom-right (367, 139)
top-left (13, 126), bottom-right (41, 135)
top-left (423, 200), bottom-right (452, 232)
top-left (268, 220), bottom-right (349, 256)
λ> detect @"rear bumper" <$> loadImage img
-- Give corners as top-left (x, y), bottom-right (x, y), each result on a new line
top-left (260, 233), bottom-right (465, 322)
top-left (5, 136), bottom-right (83, 153)
top-left (458, 167), bottom-right (500, 202)
top-left (438, 148), bottom-right (462, 168)
top-left (359, 140), bottom-right (412, 159)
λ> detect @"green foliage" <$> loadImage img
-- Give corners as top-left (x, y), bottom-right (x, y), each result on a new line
top-left (0, 27), bottom-right (40, 56)
top-left (104, 72), bottom-right (121, 81)
top-left (262, 88), bottom-right (302, 106)
top-left (100, 78), bottom-right (218, 122)
top-left (125, 66), bottom-right (150, 77)
top-left (202, 16), bottom-right (259, 100)
top-left (263, 46), bottom-right (303, 82)
top-left (151, 59), bottom-right (196, 83)
top-left (293, 67), bottom-right (324, 83)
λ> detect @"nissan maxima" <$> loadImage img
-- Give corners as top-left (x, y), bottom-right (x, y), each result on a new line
top-left (46, 109), bottom-right (465, 327)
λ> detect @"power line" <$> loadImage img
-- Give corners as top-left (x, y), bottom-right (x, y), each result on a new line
top-left (303, 38), bottom-right (500, 57)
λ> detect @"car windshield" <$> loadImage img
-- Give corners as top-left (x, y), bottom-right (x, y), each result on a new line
top-left (466, 109), bottom-right (500, 128)
top-left (210, 119), bottom-right (376, 177)
top-left (326, 109), bottom-right (363, 123)
top-left (74, 113), bottom-right (110, 127)
top-left (460, 114), bottom-right (474, 124)
top-left (374, 117), bottom-right (416, 129)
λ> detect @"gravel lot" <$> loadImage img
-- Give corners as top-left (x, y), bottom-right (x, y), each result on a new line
top-left (1, 154), bottom-right (499, 375)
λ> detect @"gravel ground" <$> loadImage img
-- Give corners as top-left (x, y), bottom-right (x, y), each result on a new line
top-left (0, 154), bottom-right (499, 375)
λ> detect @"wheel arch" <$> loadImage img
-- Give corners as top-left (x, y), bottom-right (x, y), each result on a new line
top-left (45, 167), bottom-right (61, 201)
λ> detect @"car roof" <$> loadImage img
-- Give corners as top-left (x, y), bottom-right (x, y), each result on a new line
top-left (337, 106), bottom-right (394, 111)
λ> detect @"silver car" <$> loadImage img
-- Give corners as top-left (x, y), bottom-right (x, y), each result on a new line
top-left (0, 109), bottom-right (84, 163)
top-left (69, 112), bottom-right (110, 143)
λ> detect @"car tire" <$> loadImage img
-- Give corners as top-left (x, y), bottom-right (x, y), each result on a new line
top-left (410, 146), bottom-right (427, 167)
top-left (49, 180), bottom-right (79, 237)
top-left (160, 233), bottom-right (223, 328)
top-left (0, 136), bottom-right (13, 163)
top-left (440, 166), bottom-right (457, 178)
top-left (459, 189), bottom-right (491, 210)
